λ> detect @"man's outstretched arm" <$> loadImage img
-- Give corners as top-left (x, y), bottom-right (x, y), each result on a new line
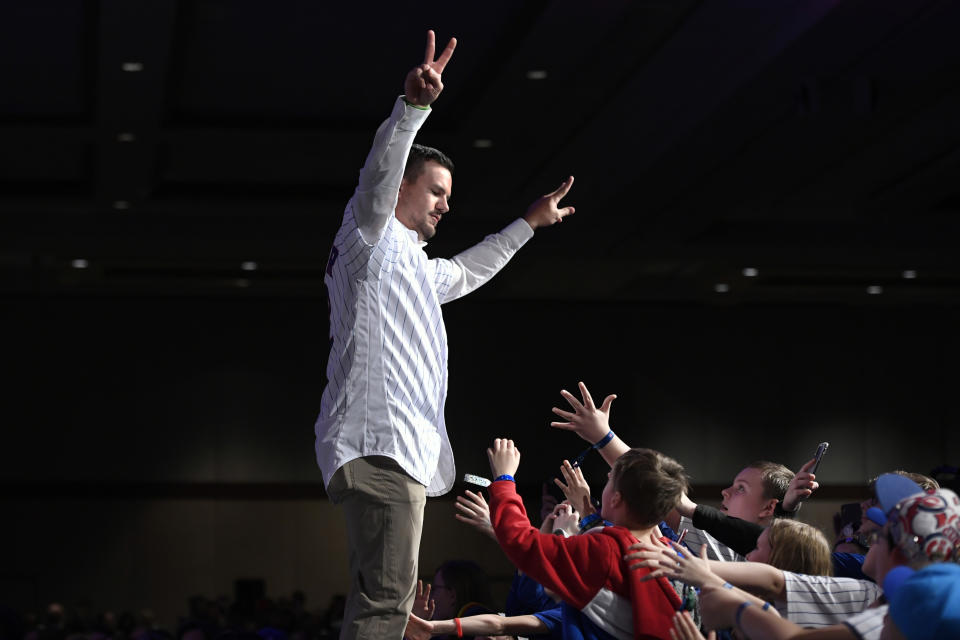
top-left (434, 176), bottom-right (576, 303)
top-left (353, 30), bottom-right (456, 243)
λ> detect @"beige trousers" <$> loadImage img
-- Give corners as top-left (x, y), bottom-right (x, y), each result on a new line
top-left (327, 456), bottom-right (427, 640)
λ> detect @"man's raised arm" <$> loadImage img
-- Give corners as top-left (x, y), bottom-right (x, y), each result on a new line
top-left (352, 30), bottom-right (456, 242)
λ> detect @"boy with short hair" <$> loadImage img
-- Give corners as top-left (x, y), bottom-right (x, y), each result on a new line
top-left (486, 438), bottom-right (692, 640)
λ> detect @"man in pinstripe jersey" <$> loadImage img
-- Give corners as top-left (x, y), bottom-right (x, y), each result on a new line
top-left (314, 31), bottom-right (576, 640)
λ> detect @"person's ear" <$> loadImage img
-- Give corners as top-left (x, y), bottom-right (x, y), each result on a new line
top-left (396, 179), bottom-right (411, 214)
top-left (609, 490), bottom-right (623, 509)
top-left (759, 498), bottom-right (778, 519)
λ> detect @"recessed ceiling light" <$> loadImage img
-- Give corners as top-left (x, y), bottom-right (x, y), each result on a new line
top-left (473, 139), bottom-right (493, 149)
top-left (742, 267), bottom-right (758, 277)
top-left (117, 132), bottom-right (136, 142)
top-left (71, 259), bottom-right (89, 269)
top-left (113, 200), bottom-right (130, 210)
top-left (526, 70), bottom-right (548, 80)
top-left (241, 261), bottom-right (258, 271)
top-left (121, 62), bottom-right (144, 72)
top-left (867, 285), bottom-right (883, 295)
top-left (714, 283), bottom-right (730, 293)
top-left (902, 270), bottom-right (917, 279)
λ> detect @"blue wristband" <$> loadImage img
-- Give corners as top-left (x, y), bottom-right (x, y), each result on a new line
top-left (735, 601), bottom-right (752, 632)
top-left (494, 474), bottom-right (515, 483)
top-left (579, 513), bottom-right (602, 530)
top-left (593, 430), bottom-right (615, 449)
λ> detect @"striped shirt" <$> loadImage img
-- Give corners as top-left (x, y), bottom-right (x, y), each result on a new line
top-left (314, 97), bottom-right (533, 496)
top-left (777, 572), bottom-right (882, 628)
top-left (844, 604), bottom-right (887, 640)
top-left (678, 516), bottom-right (743, 562)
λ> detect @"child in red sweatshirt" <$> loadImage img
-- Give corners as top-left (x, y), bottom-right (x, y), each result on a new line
top-left (487, 438), bottom-right (694, 640)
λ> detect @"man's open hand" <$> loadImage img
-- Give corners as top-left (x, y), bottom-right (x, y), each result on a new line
top-left (404, 30), bottom-right (457, 107)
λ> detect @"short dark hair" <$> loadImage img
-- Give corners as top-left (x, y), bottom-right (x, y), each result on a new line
top-left (611, 448), bottom-right (689, 527)
top-left (404, 144), bottom-right (454, 183)
top-left (747, 461), bottom-right (794, 503)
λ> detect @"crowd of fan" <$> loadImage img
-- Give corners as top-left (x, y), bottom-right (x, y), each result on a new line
top-left (403, 382), bottom-right (960, 640)
top-left (5, 382), bottom-right (958, 640)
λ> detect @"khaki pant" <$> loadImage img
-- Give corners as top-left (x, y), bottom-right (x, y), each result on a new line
top-left (327, 456), bottom-right (426, 640)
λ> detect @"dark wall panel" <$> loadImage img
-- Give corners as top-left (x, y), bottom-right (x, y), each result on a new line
top-left (5, 296), bottom-right (955, 490)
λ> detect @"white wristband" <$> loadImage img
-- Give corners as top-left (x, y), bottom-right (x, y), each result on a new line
top-left (463, 473), bottom-right (491, 487)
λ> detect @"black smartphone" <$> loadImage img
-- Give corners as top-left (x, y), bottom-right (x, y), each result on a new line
top-left (810, 441), bottom-right (829, 474)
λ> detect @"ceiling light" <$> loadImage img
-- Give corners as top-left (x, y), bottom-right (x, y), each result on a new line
top-left (71, 259), bottom-right (89, 269)
top-left (714, 283), bottom-right (730, 293)
top-left (742, 267), bottom-right (758, 277)
top-left (121, 62), bottom-right (144, 72)
top-left (526, 70), bottom-right (548, 80)
top-left (902, 270), bottom-right (917, 279)
top-left (113, 200), bottom-right (130, 210)
top-left (473, 139), bottom-right (493, 149)
top-left (867, 285), bottom-right (883, 295)
top-left (241, 261), bottom-right (258, 271)
top-left (117, 132), bottom-right (136, 142)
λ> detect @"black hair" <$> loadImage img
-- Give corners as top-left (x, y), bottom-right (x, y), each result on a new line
top-left (403, 144), bottom-right (454, 183)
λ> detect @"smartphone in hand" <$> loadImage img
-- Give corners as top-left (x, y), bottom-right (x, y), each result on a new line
top-left (811, 442), bottom-right (829, 474)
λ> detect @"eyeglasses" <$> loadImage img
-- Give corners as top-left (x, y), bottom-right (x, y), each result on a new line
top-left (835, 532), bottom-right (874, 550)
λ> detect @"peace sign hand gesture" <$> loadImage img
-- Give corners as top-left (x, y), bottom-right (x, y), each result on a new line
top-left (404, 30), bottom-right (457, 107)
top-left (523, 176), bottom-right (576, 230)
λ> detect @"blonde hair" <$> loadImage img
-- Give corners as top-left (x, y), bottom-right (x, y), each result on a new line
top-left (767, 519), bottom-right (833, 576)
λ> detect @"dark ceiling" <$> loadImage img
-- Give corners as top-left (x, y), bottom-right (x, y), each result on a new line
top-left (2, 0), bottom-right (959, 305)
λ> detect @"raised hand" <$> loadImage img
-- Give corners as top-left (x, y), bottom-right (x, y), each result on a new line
top-left (550, 381), bottom-right (616, 443)
top-left (626, 538), bottom-right (725, 591)
top-left (487, 438), bottom-right (521, 479)
top-left (782, 458), bottom-right (820, 511)
top-left (523, 176), bottom-right (576, 230)
top-left (411, 579), bottom-right (436, 620)
top-left (404, 612), bottom-right (435, 640)
top-left (670, 610), bottom-right (715, 640)
top-left (623, 532), bottom-right (674, 580)
top-left (404, 30), bottom-right (457, 107)
top-left (554, 459), bottom-right (595, 517)
top-left (455, 490), bottom-right (497, 540)
top-left (553, 502), bottom-right (581, 537)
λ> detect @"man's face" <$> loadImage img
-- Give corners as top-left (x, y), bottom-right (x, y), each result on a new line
top-left (430, 570), bottom-right (457, 620)
top-left (858, 496), bottom-right (879, 531)
top-left (861, 520), bottom-right (899, 583)
top-left (721, 467), bottom-right (772, 523)
top-left (395, 161), bottom-right (452, 241)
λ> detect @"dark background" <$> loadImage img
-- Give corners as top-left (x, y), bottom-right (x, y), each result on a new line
top-left (2, 0), bottom-right (958, 625)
